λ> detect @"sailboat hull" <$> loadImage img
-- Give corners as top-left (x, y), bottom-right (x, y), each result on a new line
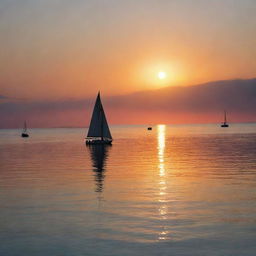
top-left (86, 138), bottom-right (112, 145)
top-left (21, 133), bottom-right (29, 137)
top-left (221, 124), bottom-right (229, 127)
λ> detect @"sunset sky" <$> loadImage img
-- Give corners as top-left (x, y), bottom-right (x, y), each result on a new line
top-left (0, 0), bottom-right (256, 127)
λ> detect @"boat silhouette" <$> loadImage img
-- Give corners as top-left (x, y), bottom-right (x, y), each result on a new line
top-left (21, 121), bottom-right (29, 137)
top-left (221, 111), bottom-right (229, 128)
top-left (86, 92), bottom-right (112, 145)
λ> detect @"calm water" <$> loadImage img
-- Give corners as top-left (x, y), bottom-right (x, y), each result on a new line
top-left (0, 124), bottom-right (256, 256)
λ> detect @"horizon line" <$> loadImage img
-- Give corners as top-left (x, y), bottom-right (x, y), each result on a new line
top-left (1, 121), bottom-right (256, 130)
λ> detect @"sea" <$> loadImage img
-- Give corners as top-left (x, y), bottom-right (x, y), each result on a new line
top-left (0, 124), bottom-right (256, 256)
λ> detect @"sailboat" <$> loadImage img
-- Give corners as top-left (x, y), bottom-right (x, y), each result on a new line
top-left (221, 111), bottom-right (229, 128)
top-left (86, 92), bottom-right (112, 145)
top-left (21, 121), bottom-right (29, 137)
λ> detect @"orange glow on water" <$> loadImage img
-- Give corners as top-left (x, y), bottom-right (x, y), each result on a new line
top-left (157, 124), bottom-right (169, 240)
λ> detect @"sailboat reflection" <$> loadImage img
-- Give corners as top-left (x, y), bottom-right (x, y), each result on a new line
top-left (88, 145), bottom-right (111, 193)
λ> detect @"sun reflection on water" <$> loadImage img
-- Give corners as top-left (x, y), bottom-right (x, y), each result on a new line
top-left (157, 125), bottom-right (169, 241)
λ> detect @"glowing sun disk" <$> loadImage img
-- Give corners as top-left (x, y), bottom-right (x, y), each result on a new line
top-left (158, 71), bottom-right (166, 80)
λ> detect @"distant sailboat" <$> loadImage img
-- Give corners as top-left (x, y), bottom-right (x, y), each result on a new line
top-left (21, 121), bottom-right (29, 137)
top-left (221, 111), bottom-right (229, 128)
top-left (86, 92), bottom-right (112, 145)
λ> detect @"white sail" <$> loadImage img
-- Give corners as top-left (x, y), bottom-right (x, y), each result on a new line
top-left (87, 92), bottom-right (112, 140)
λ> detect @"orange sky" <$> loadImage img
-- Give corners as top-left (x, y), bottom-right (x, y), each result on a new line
top-left (0, 0), bottom-right (256, 100)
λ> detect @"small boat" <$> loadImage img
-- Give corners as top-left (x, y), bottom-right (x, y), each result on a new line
top-left (86, 92), bottom-right (112, 145)
top-left (147, 127), bottom-right (152, 130)
top-left (21, 121), bottom-right (29, 137)
top-left (221, 111), bottom-right (229, 128)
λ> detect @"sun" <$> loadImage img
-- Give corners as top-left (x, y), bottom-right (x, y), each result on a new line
top-left (158, 71), bottom-right (166, 80)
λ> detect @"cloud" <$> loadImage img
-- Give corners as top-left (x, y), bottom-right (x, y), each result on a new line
top-left (108, 78), bottom-right (256, 112)
top-left (0, 78), bottom-right (256, 128)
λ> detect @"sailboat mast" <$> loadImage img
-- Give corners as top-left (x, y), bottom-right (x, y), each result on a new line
top-left (24, 121), bottom-right (27, 132)
top-left (99, 92), bottom-right (104, 141)
top-left (101, 109), bottom-right (104, 141)
top-left (224, 111), bottom-right (227, 123)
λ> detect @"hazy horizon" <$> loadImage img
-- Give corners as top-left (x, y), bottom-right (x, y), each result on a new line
top-left (1, 78), bottom-right (256, 128)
